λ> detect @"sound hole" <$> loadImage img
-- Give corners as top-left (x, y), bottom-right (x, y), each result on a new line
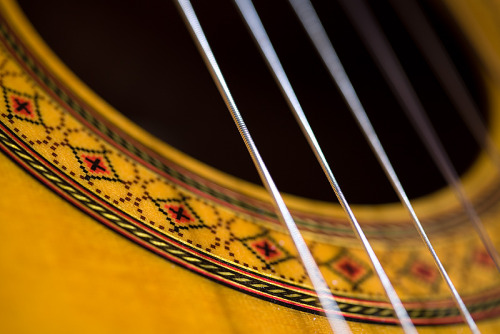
top-left (19, 0), bottom-right (487, 204)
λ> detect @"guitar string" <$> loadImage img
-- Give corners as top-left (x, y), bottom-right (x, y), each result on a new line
top-left (335, 0), bottom-right (487, 331)
top-left (289, 0), bottom-right (480, 332)
top-left (175, 1), bottom-right (351, 333)
top-left (388, 0), bottom-right (500, 195)
top-left (233, 0), bottom-right (416, 332)
top-left (336, 0), bottom-right (500, 277)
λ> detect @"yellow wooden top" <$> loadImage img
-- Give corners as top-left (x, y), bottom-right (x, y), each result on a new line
top-left (1, 0), bottom-right (500, 332)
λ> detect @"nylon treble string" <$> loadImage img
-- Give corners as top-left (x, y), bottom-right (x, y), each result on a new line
top-left (389, 0), bottom-right (500, 191)
top-left (233, 0), bottom-right (416, 333)
top-left (289, 0), bottom-right (480, 332)
top-left (337, 0), bottom-right (500, 279)
top-left (175, 1), bottom-right (352, 333)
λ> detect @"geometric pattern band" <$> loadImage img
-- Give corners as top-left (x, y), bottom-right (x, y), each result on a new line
top-left (1, 8), bottom-right (500, 326)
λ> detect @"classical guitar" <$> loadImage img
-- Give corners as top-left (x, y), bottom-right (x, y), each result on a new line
top-left (1, 0), bottom-right (500, 333)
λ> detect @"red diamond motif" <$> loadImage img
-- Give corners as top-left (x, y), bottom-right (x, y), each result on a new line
top-left (81, 154), bottom-right (110, 175)
top-left (331, 256), bottom-right (367, 283)
top-left (251, 239), bottom-right (282, 260)
top-left (474, 249), bottom-right (495, 267)
top-left (410, 261), bottom-right (438, 283)
top-left (165, 204), bottom-right (194, 223)
top-left (10, 95), bottom-right (34, 118)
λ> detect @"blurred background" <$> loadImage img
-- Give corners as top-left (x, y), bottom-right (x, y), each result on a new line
top-left (16, 0), bottom-right (487, 204)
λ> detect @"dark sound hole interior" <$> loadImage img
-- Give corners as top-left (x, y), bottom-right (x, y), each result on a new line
top-left (18, 0), bottom-right (487, 204)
